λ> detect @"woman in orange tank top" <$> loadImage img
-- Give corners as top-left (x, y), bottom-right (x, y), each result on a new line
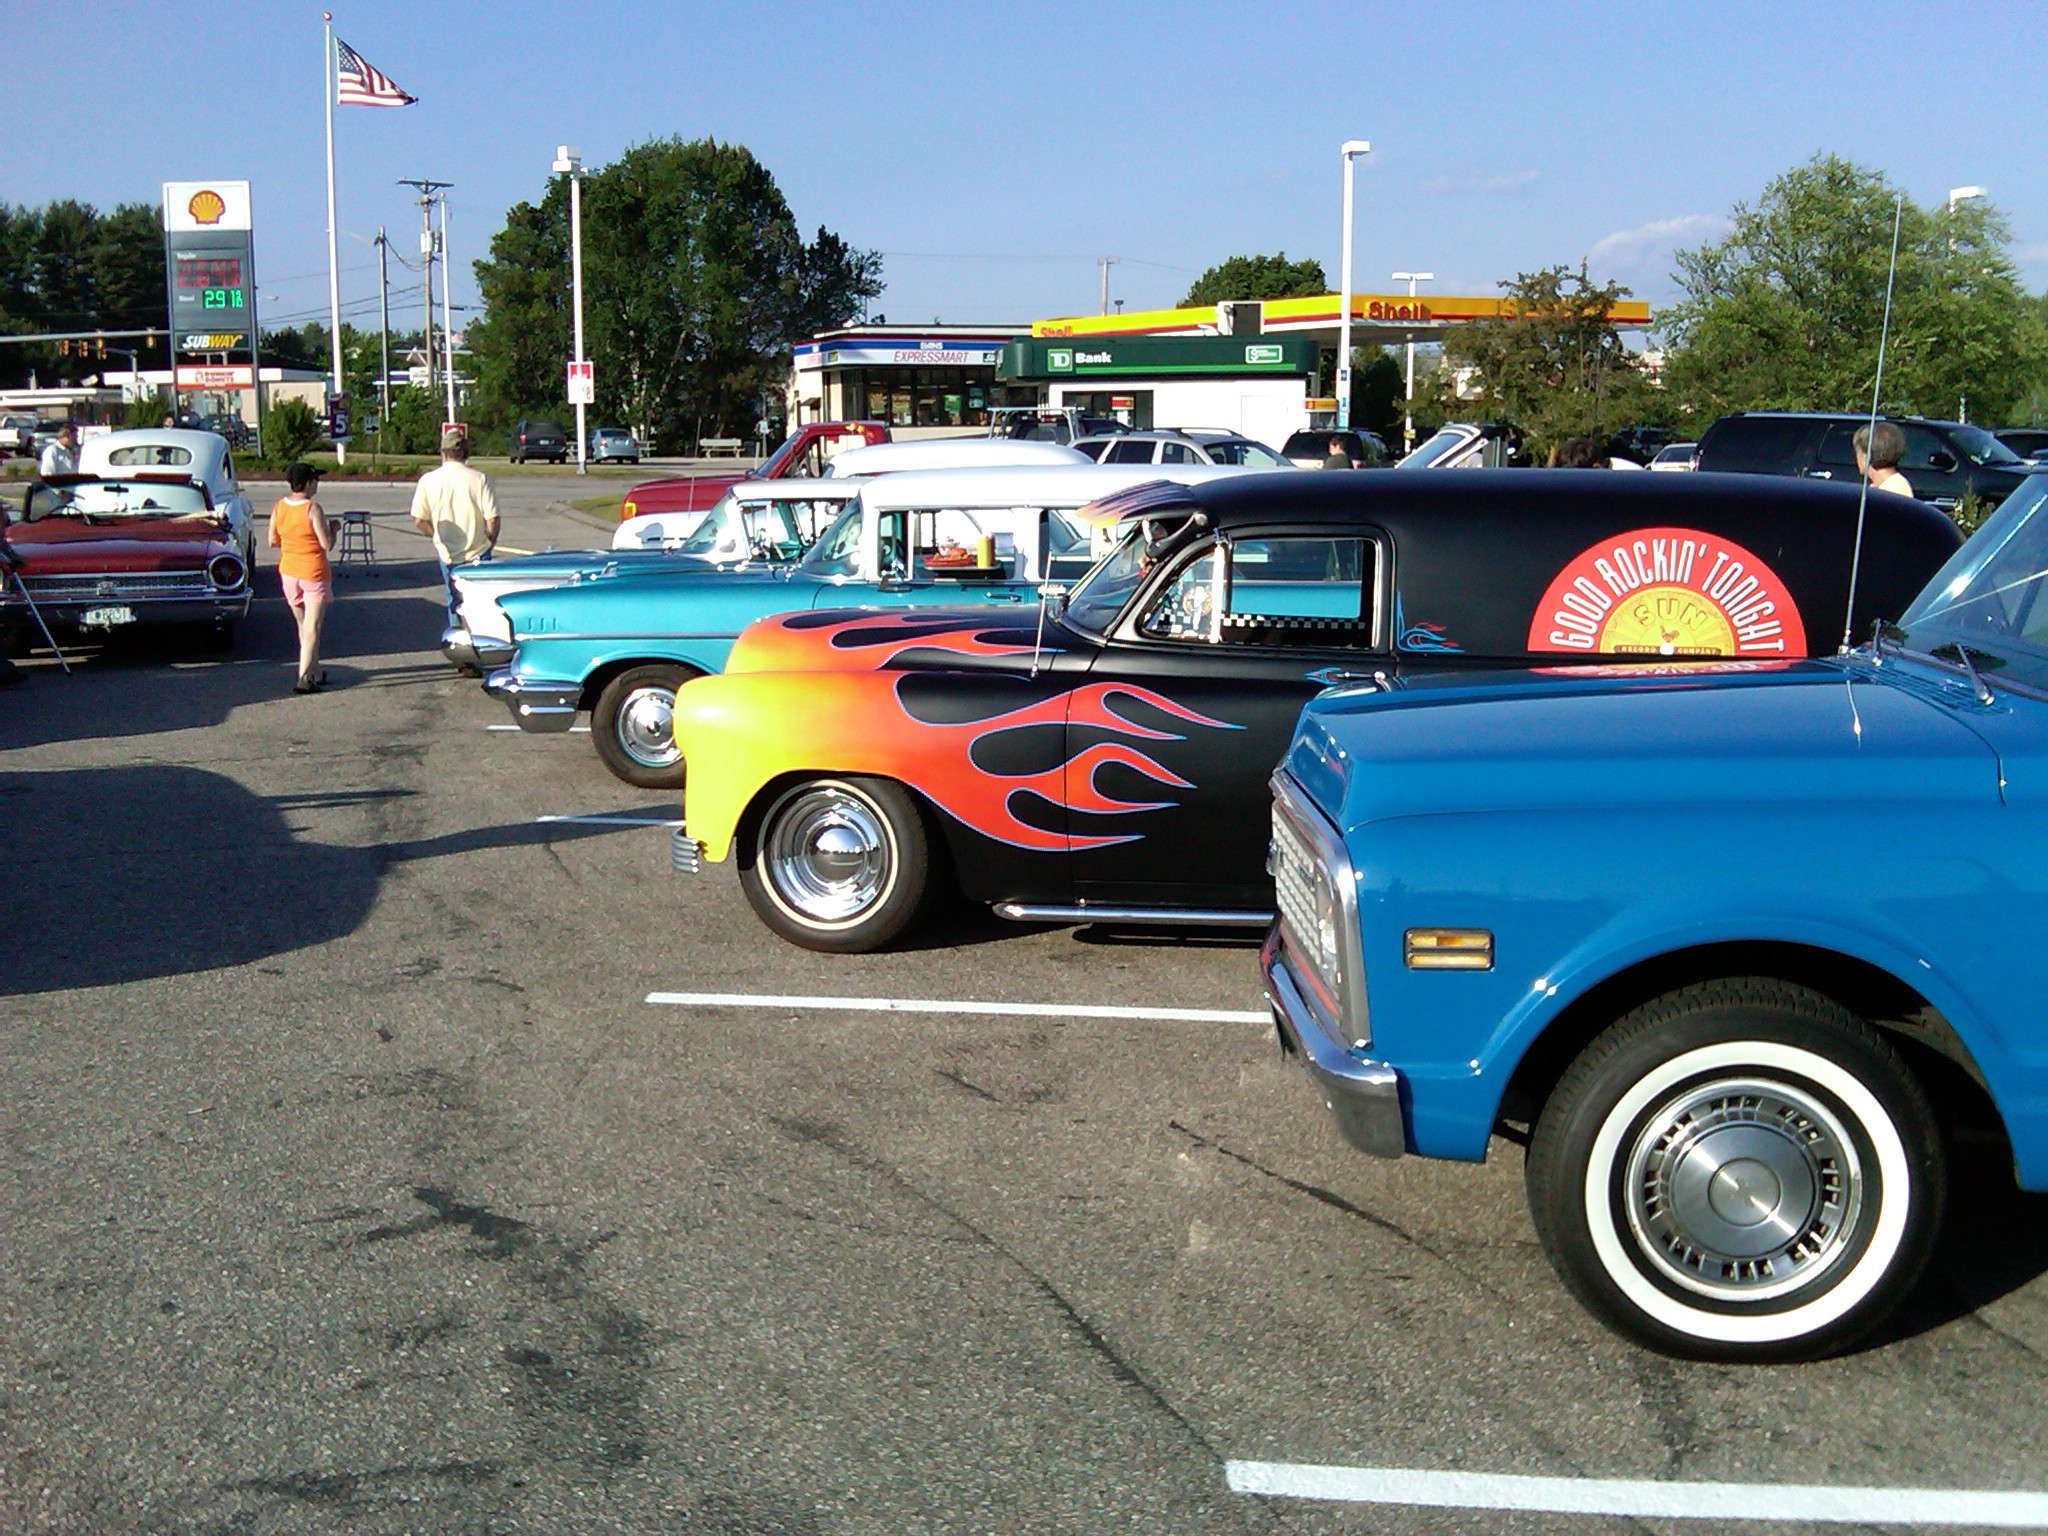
top-left (269, 461), bottom-right (335, 693)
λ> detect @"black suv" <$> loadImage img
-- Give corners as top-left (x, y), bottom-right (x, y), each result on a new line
top-left (1695, 411), bottom-right (2042, 509)
top-left (508, 416), bottom-right (569, 465)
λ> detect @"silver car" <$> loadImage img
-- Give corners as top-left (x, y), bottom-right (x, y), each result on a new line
top-left (589, 427), bottom-right (640, 464)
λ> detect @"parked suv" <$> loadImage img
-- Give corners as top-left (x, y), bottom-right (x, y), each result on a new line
top-left (508, 417), bottom-right (570, 465)
top-left (1695, 411), bottom-right (2043, 510)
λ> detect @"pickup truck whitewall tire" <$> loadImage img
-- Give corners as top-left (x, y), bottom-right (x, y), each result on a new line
top-left (740, 776), bottom-right (929, 953)
top-left (1526, 980), bottom-right (1945, 1362)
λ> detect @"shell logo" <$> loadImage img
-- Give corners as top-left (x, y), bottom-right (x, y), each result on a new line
top-left (187, 188), bottom-right (227, 225)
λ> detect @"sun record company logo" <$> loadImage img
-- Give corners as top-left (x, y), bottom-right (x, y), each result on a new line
top-left (1526, 527), bottom-right (1806, 657)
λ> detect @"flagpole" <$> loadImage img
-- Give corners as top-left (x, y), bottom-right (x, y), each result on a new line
top-left (323, 11), bottom-right (346, 465)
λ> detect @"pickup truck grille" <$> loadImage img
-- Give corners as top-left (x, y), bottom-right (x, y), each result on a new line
top-left (19, 571), bottom-right (214, 600)
top-left (1270, 810), bottom-right (1323, 963)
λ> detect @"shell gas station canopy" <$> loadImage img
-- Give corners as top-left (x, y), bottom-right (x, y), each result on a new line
top-left (1030, 290), bottom-right (1653, 346)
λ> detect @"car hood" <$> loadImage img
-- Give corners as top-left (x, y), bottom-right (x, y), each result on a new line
top-left (5, 516), bottom-right (235, 573)
top-left (461, 548), bottom-right (727, 582)
top-left (1284, 658), bottom-right (2000, 830)
top-left (725, 606), bottom-right (1049, 675)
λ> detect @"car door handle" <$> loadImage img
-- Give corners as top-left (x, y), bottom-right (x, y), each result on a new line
top-left (1803, 469), bottom-right (1834, 479)
top-left (1307, 665), bottom-right (1388, 687)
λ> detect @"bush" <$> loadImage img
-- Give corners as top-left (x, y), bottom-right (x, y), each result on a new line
top-left (380, 386), bottom-right (443, 456)
top-left (121, 394), bottom-right (168, 428)
top-left (262, 398), bottom-right (323, 465)
top-left (1949, 490), bottom-right (1992, 536)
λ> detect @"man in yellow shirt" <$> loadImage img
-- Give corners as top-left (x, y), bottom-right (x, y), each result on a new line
top-left (410, 426), bottom-right (501, 609)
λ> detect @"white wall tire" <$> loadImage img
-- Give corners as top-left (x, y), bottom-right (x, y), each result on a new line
top-left (739, 777), bottom-right (929, 953)
top-left (1526, 980), bottom-right (1944, 1362)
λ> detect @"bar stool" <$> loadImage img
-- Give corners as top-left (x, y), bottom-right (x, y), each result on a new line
top-left (336, 510), bottom-right (377, 575)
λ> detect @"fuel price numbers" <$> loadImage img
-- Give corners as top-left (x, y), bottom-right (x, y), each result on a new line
top-left (173, 253), bottom-right (245, 313)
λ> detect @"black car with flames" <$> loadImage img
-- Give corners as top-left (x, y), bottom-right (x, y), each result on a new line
top-left (671, 471), bottom-right (1961, 951)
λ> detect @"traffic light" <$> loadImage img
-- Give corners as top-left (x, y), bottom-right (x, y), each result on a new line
top-left (95, 336), bottom-right (106, 358)
top-left (57, 338), bottom-right (69, 355)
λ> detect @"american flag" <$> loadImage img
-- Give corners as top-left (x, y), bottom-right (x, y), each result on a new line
top-left (335, 38), bottom-right (416, 107)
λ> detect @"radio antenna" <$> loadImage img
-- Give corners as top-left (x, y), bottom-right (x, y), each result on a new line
top-left (1840, 194), bottom-right (1905, 653)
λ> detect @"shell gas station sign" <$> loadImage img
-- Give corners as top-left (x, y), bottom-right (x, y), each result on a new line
top-left (162, 180), bottom-right (259, 401)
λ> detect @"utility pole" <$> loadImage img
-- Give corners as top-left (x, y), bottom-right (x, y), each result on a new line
top-left (375, 226), bottom-right (391, 436)
top-left (398, 178), bottom-right (451, 391)
top-left (1390, 270), bottom-right (1433, 452)
top-left (438, 194), bottom-right (457, 425)
top-left (1098, 256), bottom-right (1120, 316)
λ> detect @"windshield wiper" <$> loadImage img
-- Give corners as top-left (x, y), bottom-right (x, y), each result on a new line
top-left (1930, 640), bottom-right (2000, 704)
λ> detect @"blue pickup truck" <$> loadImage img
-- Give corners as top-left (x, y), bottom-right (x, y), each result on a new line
top-left (1264, 475), bottom-right (2048, 1361)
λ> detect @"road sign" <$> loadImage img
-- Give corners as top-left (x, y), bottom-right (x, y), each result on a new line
top-left (567, 360), bottom-right (594, 405)
top-left (327, 393), bottom-right (351, 443)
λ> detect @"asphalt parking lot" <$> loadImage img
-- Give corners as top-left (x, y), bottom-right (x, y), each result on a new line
top-left (6, 478), bottom-right (2048, 1535)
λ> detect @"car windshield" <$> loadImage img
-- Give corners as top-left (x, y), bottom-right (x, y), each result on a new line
top-left (1891, 476), bottom-right (2048, 692)
top-left (1202, 439), bottom-right (1289, 467)
top-left (1950, 424), bottom-right (2023, 467)
top-left (1062, 531), bottom-right (1152, 635)
top-left (20, 478), bottom-right (212, 521)
top-left (797, 499), bottom-right (867, 578)
top-left (1399, 427), bottom-right (1469, 467)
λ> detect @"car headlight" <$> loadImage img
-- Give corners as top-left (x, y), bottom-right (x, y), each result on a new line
top-left (207, 553), bottom-right (246, 590)
top-left (621, 497), bottom-right (637, 520)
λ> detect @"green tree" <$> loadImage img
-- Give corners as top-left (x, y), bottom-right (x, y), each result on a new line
top-left (262, 397), bottom-right (323, 465)
top-left (467, 137), bottom-right (881, 451)
top-left (1181, 252), bottom-right (1328, 306)
top-left (379, 385), bottom-right (443, 455)
top-left (1434, 262), bottom-right (1656, 460)
top-left (1661, 154), bottom-right (2042, 426)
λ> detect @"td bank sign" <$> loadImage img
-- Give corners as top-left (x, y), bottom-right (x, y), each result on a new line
top-left (1000, 333), bottom-right (1316, 380)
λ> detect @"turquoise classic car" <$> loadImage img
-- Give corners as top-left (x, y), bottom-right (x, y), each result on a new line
top-left (487, 463), bottom-right (1252, 785)
top-left (1263, 473), bottom-right (2048, 1362)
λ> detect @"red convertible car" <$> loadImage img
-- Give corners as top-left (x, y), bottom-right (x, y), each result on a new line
top-left (1, 473), bottom-right (252, 647)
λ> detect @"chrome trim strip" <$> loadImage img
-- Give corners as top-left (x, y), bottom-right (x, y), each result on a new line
top-left (1269, 769), bottom-right (1371, 1050)
top-left (508, 631), bottom-right (741, 644)
top-left (483, 668), bottom-right (582, 733)
top-left (1263, 929), bottom-right (1406, 1158)
top-left (991, 902), bottom-right (1271, 926)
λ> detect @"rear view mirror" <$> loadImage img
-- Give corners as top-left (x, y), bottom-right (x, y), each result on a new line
top-left (1927, 450), bottom-right (1958, 474)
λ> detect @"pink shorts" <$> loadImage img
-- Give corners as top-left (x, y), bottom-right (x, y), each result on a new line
top-left (281, 573), bottom-right (332, 606)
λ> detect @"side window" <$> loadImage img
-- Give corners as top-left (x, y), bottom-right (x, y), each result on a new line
top-left (1899, 427), bottom-right (1952, 470)
top-left (1106, 439), bottom-right (1154, 465)
top-left (1158, 442), bottom-right (1195, 464)
top-left (1815, 425), bottom-right (1860, 467)
top-left (1137, 537), bottom-right (1378, 647)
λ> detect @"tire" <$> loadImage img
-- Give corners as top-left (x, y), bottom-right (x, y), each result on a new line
top-left (739, 776), bottom-right (929, 952)
top-left (1525, 979), bottom-right (1944, 1362)
top-left (591, 663), bottom-right (692, 788)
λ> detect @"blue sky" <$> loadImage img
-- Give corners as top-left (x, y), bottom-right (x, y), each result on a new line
top-left (10, 0), bottom-right (2048, 336)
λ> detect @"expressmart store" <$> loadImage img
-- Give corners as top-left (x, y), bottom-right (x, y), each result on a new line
top-left (994, 334), bottom-right (1320, 447)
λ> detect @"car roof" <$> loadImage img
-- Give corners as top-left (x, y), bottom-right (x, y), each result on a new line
top-left (1131, 465), bottom-right (1935, 528)
top-left (852, 461), bottom-right (1258, 511)
top-left (825, 438), bottom-right (1089, 475)
top-left (76, 429), bottom-right (229, 471)
top-left (1717, 409), bottom-right (1972, 429)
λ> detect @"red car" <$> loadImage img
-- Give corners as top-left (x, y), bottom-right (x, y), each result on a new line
top-left (615, 421), bottom-right (888, 522)
top-left (1, 473), bottom-right (252, 646)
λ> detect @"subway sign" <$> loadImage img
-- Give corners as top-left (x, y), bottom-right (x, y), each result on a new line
top-left (999, 333), bottom-right (1317, 380)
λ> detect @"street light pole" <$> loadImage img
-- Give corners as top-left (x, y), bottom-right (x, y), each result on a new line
top-left (554, 145), bottom-right (587, 474)
top-left (1336, 139), bottom-right (1370, 430)
top-left (1390, 269), bottom-right (1433, 452)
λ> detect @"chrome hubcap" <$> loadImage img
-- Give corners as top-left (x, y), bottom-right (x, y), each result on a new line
top-left (762, 786), bottom-right (890, 924)
top-left (1623, 1077), bottom-right (1862, 1301)
top-left (615, 685), bottom-right (678, 768)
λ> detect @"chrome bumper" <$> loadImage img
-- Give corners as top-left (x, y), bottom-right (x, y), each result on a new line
top-left (440, 624), bottom-right (514, 673)
top-left (484, 667), bottom-right (581, 733)
top-left (1261, 928), bottom-right (1407, 1158)
top-left (0, 589), bottom-right (252, 627)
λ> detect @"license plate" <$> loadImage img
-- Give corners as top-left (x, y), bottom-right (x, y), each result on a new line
top-left (80, 605), bottom-right (136, 627)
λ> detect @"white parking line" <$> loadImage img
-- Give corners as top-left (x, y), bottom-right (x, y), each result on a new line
top-left (488, 723), bottom-right (591, 733)
top-left (536, 813), bottom-right (681, 828)
top-left (1225, 1460), bottom-right (2048, 1527)
top-left (647, 991), bottom-right (1268, 1024)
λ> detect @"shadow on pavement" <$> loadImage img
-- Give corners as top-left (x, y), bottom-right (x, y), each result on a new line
top-left (0, 768), bottom-right (658, 998)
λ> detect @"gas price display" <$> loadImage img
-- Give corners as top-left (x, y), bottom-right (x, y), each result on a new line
top-left (173, 253), bottom-right (245, 310)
